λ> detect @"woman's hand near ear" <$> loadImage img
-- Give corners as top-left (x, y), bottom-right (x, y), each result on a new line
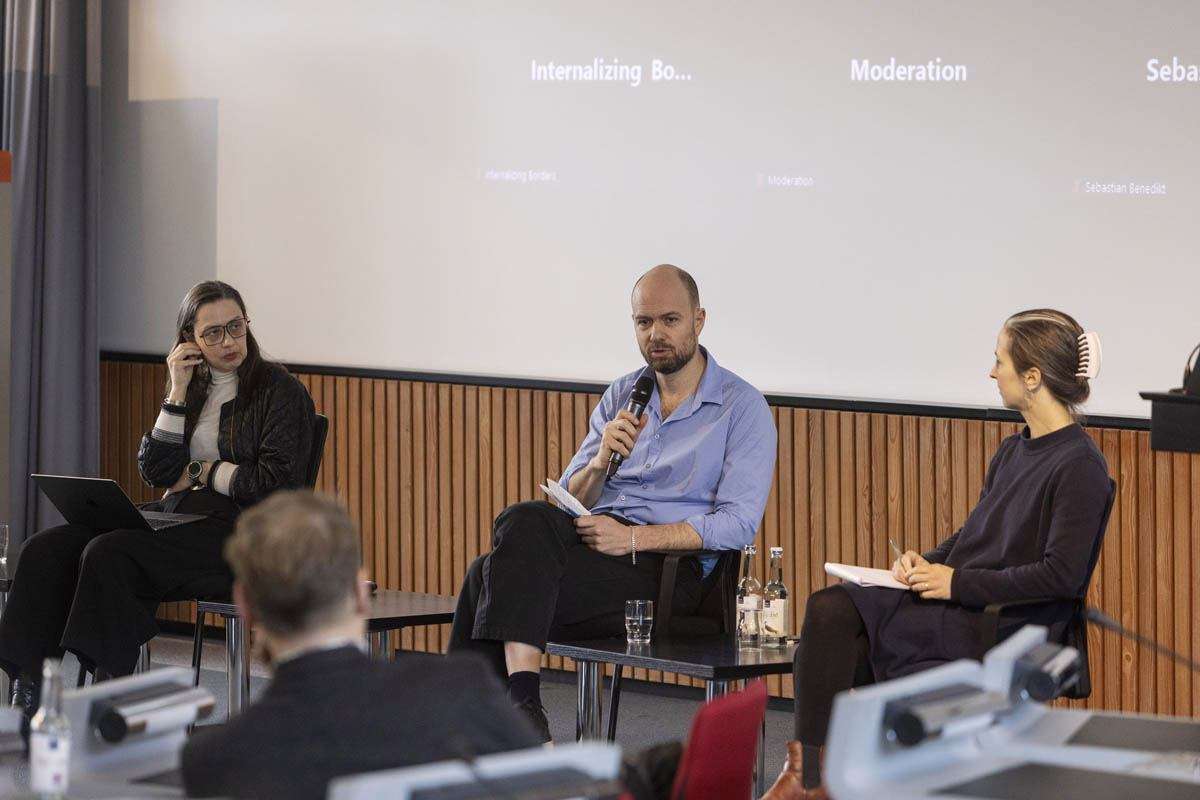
top-left (166, 341), bottom-right (204, 402)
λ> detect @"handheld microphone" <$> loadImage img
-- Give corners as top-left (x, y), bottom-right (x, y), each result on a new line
top-left (606, 376), bottom-right (655, 479)
top-left (1085, 606), bottom-right (1200, 672)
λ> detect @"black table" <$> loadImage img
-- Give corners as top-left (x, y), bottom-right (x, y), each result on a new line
top-left (362, 590), bottom-right (460, 659)
top-left (198, 590), bottom-right (457, 715)
top-left (546, 635), bottom-right (796, 797)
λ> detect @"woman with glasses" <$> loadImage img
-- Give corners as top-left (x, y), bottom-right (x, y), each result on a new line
top-left (0, 281), bottom-right (315, 722)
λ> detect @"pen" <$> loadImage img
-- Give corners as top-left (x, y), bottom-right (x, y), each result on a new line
top-left (889, 538), bottom-right (903, 560)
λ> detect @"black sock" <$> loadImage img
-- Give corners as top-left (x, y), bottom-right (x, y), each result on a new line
top-left (801, 744), bottom-right (822, 790)
top-left (507, 671), bottom-right (541, 706)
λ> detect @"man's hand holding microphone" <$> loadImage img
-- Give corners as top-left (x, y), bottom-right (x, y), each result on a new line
top-left (570, 377), bottom-right (655, 555)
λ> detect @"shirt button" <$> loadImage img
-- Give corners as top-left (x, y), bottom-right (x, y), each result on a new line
top-left (654, 434), bottom-right (660, 439)
top-left (619, 495), bottom-right (626, 501)
top-left (645, 463), bottom-right (651, 468)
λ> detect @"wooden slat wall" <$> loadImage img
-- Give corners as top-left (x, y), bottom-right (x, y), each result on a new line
top-left (100, 360), bottom-right (1200, 717)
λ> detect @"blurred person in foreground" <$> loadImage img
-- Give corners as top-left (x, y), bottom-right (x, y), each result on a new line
top-left (181, 490), bottom-right (539, 800)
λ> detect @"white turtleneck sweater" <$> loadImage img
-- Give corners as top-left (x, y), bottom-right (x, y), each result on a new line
top-left (151, 366), bottom-right (240, 496)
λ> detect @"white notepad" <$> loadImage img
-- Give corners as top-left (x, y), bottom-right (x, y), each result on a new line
top-left (824, 562), bottom-right (910, 591)
top-left (540, 480), bottom-right (590, 517)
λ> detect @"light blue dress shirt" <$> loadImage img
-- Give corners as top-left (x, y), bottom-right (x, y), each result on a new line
top-left (559, 348), bottom-right (777, 576)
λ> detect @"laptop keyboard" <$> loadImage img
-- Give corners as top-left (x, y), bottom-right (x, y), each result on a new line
top-left (141, 512), bottom-right (184, 530)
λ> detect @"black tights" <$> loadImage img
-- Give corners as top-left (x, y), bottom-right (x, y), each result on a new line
top-left (793, 584), bottom-right (874, 745)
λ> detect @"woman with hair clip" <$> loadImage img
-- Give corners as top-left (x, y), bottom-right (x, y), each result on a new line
top-left (0, 281), bottom-right (314, 724)
top-left (763, 309), bottom-right (1114, 800)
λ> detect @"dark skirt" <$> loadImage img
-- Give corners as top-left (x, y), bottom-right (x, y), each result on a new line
top-left (842, 584), bottom-right (985, 680)
top-left (843, 583), bottom-right (1074, 681)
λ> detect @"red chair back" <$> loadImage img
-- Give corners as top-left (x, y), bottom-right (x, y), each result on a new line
top-left (669, 681), bottom-right (769, 800)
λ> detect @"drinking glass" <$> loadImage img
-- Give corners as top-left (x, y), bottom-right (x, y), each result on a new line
top-left (0, 524), bottom-right (8, 566)
top-left (625, 599), bottom-right (654, 645)
top-left (737, 605), bottom-right (762, 647)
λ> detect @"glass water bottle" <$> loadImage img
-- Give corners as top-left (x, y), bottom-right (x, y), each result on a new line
top-left (736, 544), bottom-right (763, 645)
top-left (762, 546), bottom-right (790, 646)
top-left (29, 658), bottom-right (70, 799)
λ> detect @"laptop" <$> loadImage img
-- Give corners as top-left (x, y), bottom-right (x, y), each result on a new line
top-left (32, 474), bottom-right (208, 532)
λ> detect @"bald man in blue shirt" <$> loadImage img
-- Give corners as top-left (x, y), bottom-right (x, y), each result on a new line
top-left (448, 264), bottom-right (777, 741)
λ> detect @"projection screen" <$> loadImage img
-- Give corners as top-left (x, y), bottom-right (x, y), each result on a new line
top-left (104, 0), bottom-right (1200, 417)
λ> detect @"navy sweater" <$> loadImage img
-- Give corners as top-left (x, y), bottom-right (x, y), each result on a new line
top-left (845, 423), bottom-right (1112, 679)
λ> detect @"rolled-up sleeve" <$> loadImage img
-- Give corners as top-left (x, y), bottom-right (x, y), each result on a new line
top-left (685, 394), bottom-right (776, 550)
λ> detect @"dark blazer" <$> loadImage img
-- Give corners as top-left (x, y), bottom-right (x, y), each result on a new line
top-left (138, 363), bottom-right (315, 508)
top-left (181, 646), bottom-right (540, 800)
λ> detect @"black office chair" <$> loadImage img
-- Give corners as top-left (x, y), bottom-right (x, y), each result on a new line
top-left (188, 413), bottom-right (329, 684)
top-left (978, 478), bottom-right (1116, 700)
top-left (604, 548), bottom-right (741, 741)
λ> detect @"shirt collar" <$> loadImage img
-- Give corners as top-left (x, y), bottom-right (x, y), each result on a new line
top-left (274, 637), bottom-right (367, 668)
top-left (641, 346), bottom-right (723, 422)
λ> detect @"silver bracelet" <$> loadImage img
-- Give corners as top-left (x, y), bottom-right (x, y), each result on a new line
top-left (630, 526), bottom-right (637, 566)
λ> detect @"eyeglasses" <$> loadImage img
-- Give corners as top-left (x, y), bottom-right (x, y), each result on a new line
top-left (196, 318), bottom-right (250, 346)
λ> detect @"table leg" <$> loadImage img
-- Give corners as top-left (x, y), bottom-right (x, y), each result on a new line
top-left (368, 630), bottom-right (392, 661)
top-left (575, 660), bottom-right (603, 741)
top-left (226, 616), bottom-right (250, 717)
top-left (606, 665), bottom-right (623, 742)
top-left (705, 679), bottom-right (729, 702)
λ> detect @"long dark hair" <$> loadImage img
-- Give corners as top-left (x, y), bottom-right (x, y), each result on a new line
top-left (165, 281), bottom-right (275, 429)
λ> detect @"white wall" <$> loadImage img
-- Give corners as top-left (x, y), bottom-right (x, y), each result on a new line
top-left (100, 0), bottom-right (1200, 417)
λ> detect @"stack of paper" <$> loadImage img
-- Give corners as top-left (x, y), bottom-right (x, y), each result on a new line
top-left (824, 562), bottom-right (910, 591)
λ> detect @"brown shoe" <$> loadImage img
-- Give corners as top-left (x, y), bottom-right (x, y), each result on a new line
top-left (759, 742), bottom-right (828, 800)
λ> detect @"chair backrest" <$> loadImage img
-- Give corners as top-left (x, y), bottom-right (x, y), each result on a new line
top-left (1066, 476), bottom-right (1116, 699)
top-left (697, 549), bottom-right (740, 634)
top-left (668, 680), bottom-right (768, 800)
top-left (305, 414), bottom-right (329, 488)
top-left (656, 549), bottom-right (741, 637)
top-left (1081, 478), bottom-right (1116, 596)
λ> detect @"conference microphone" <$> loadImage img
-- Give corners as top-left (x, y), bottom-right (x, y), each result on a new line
top-left (1084, 606), bottom-right (1200, 673)
top-left (606, 376), bottom-right (655, 479)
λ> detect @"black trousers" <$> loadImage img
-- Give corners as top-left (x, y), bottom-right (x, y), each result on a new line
top-left (793, 584), bottom-right (874, 745)
top-left (448, 501), bottom-right (702, 680)
top-left (0, 518), bottom-right (233, 679)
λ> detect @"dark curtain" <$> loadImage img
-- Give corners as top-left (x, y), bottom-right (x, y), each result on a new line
top-left (2, 0), bottom-right (99, 555)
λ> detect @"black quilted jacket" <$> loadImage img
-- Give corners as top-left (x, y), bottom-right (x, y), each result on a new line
top-left (137, 364), bottom-right (315, 509)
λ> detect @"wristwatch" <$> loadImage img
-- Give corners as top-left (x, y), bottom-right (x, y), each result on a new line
top-left (187, 460), bottom-right (204, 487)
